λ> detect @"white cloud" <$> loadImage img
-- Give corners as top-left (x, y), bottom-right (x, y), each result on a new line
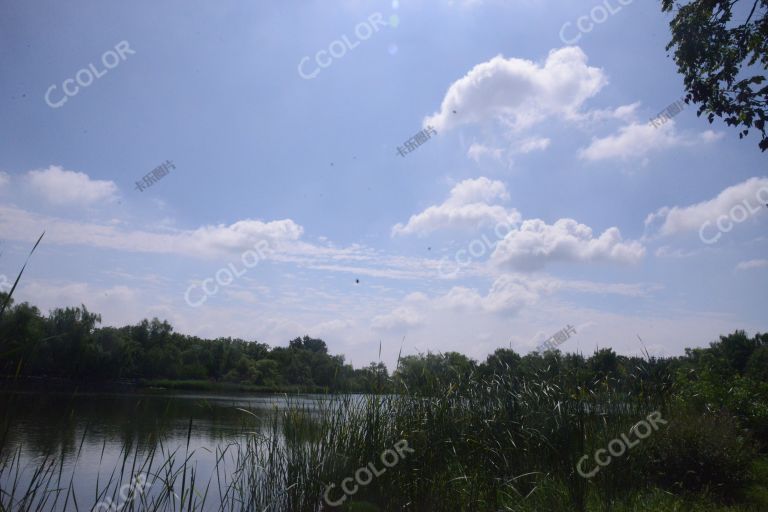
top-left (736, 259), bottom-right (768, 271)
top-left (424, 47), bottom-right (607, 133)
top-left (467, 143), bottom-right (504, 162)
top-left (392, 177), bottom-right (521, 237)
top-left (16, 280), bottom-right (142, 326)
top-left (371, 307), bottom-right (423, 331)
top-left (224, 289), bottom-right (269, 303)
top-left (578, 121), bottom-right (721, 162)
top-left (419, 273), bottom-right (657, 318)
top-left (513, 137), bottom-right (551, 154)
top-left (577, 102), bottom-right (641, 124)
top-left (468, 138), bottom-right (550, 163)
top-left (0, 203), bottom-right (303, 259)
top-left (27, 166), bottom-right (118, 205)
top-left (0, 171), bottom-right (9, 189)
top-left (491, 218), bottom-right (645, 271)
top-left (701, 130), bottom-right (725, 143)
top-left (645, 177), bottom-right (768, 238)
top-left (655, 246), bottom-right (701, 259)
top-left (436, 275), bottom-right (544, 314)
top-left (312, 319), bottom-right (354, 336)
top-left (0, 204), bottom-right (457, 283)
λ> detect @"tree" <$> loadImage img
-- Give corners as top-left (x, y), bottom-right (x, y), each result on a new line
top-left (480, 348), bottom-right (521, 379)
top-left (588, 348), bottom-right (620, 381)
top-left (662, 0), bottom-right (768, 150)
top-left (746, 345), bottom-right (768, 381)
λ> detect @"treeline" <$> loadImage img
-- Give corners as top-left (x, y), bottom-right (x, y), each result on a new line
top-left (1, 293), bottom-right (767, 405)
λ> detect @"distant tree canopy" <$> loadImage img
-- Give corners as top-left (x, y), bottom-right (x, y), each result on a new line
top-left (662, 0), bottom-right (768, 150)
top-left (1, 293), bottom-right (767, 404)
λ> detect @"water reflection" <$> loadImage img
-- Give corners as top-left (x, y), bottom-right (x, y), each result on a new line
top-left (0, 389), bottom-right (330, 510)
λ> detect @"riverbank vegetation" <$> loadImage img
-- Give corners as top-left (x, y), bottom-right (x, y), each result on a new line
top-left (2, 295), bottom-right (768, 510)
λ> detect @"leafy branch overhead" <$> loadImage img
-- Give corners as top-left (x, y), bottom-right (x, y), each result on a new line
top-left (662, 0), bottom-right (768, 150)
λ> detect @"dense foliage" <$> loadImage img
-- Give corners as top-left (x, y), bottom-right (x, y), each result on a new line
top-left (2, 294), bottom-right (767, 410)
top-left (662, 0), bottom-right (768, 150)
top-left (3, 294), bottom-right (768, 510)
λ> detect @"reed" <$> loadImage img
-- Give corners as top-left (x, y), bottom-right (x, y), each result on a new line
top-left (0, 369), bottom-right (764, 511)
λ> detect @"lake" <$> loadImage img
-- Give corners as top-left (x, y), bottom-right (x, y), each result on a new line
top-left (0, 389), bottom-right (332, 511)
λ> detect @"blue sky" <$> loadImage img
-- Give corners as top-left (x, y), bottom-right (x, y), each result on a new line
top-left (1, 0), bottom-right (766, 368)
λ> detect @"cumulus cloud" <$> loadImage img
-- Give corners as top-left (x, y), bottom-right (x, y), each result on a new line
top-left (27, 166), bottom-right (118, 205)
top-left (424, 47), bottom-right (607, 133)
top-left (578, 121), bottom-right (722, 162)
top-left (436, 275), bottom-right (543, 314)
top-left (392, 177), bottom-right (521, 237)
top-left (645, 177), bottom-right (768, 238)
top-left (491, 218), bottom-right (645, 271)
top-left (735, 259), bottom-right (768, 271)
top-left (185, 219), bottom-right (303, 254)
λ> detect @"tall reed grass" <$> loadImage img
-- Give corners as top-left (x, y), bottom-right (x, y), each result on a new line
top-left (0, 369), bottom-right (761, 511)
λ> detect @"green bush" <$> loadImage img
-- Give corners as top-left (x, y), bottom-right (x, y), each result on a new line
top-left (639, 411), bottom-right (756, 501)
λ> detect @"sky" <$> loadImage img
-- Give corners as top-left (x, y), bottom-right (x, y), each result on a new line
top-left (0, 0), bottom-right (766, 369)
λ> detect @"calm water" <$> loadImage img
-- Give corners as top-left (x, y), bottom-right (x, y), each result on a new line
top-left (0, 390), bottom-right (329, 510)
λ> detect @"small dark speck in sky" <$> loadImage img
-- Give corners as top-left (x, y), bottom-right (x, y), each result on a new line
top-left (355, 279), bottom-right (359, 284)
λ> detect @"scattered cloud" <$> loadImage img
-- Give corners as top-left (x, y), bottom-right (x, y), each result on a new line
top-left (491, 218), bottom-right (645, 271)
top-left (412, 273), bottom-right (657, 318)
top-left (392, 177), bottom-right (520, 237)
top-left (512, 136), bottom-right (551, 154)
top-left (655, 246), bottom-right (701, 259)
top-left (424, 47), bottom-right (607, 134)
top-left (26, 166), bottom-right (118, 205)
top-left (736, 259), bottom-right (768, 271)
top-left (435, 275), bottom-right (544, 314)
top-left (467, 143), bottom-right (504, 163)
top-left (578, 102), bottom-right (641, 124)
top-left (645, 177), bottom-right (768, 238)
top-left (371, 307), bottom-right (423, 331)
top-left (0, 203), bottom-right (302, 259)
top-left (579, 121), bottom-right (723, 163)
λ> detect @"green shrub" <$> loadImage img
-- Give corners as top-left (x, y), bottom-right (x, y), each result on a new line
top-left (639, 411), bottom-right (756, 501)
